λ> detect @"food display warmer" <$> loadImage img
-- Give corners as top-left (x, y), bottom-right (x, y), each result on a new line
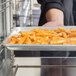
top-left (0, 0), bottom-right (76, 76)
top-left (1, 26), bottom-right (76, 76)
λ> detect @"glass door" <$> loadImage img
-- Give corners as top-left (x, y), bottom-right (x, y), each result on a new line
top-left (0, 0), bottom-right (13, 43)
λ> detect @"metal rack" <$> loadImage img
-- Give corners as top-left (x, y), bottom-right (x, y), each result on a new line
top-left (0, 1), bottom-right (14, 76)
top-left (0, 0), bottom-right (13, 43)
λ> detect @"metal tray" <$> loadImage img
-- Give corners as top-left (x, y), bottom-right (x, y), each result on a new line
top-left (2, 26), bottom-right (76, 51)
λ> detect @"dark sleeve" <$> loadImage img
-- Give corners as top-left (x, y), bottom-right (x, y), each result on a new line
top-left (37, 0), bottom-right (64, 12)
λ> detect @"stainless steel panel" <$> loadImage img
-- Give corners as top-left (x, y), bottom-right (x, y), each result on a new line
top-left (0, 45), bottom-right (14, 76)
top-left (14, 57), bottom-right (76, 76)
top-left (3, 26), bottom-right (76, 51)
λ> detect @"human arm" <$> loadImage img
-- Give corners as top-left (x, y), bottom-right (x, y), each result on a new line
top-left (37, 0), bottom-right (64, 26)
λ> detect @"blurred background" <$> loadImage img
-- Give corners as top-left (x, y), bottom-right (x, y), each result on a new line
top-left (0, 0), bottom-right (76, 76)
top-left (0, 0), bottom-right (41, 44)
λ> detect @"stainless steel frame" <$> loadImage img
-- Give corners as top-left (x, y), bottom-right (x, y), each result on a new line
top-left (0, 0), bottom-right (14, 76)
top-left (1, 0), bottom-right (76, 76)
top-left (0, 0), bottom-right (13, 43)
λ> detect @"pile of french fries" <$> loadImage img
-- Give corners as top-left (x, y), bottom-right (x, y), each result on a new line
top-left (8, 27), bottom-right (76, 45)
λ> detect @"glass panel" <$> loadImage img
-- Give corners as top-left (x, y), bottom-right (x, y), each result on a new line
top-left (15, 67), bottom-right (76, 76)
top-left (14, 57), bottom-right (76, 66)
top-left (0, 0), bottom-right (12, 43)
top-left (0, 0), bottom-right (4, 43)
top-left (14, 51), bottom-right (76, 57)
top-left (14, 57), bottom-right (76, 76)
top-left (41, 58), bottom-right (76, 66)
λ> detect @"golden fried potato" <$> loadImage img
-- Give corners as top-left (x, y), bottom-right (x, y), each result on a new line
top-left (8, 27), bottom-right (76, 45)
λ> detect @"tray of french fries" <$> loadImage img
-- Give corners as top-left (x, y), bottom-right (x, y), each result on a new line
top-left (2, 26), bottom-right (76, 51)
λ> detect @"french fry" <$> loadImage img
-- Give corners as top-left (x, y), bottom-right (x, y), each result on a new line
top-left (20, 31), bottom-right (25, 36)
top-left (70, 29), bottom-right (76, 32)
top-left (58, 27), bottom-right (68, 33)
top-left (66, 38), bottom-right (76, 44)
top-left (62, 32), bottom-right (67, 38)
top-left (24, 37), bottom-right (32, 44)
top-left (18, 36), bottom-right (26, 44)
top-left (50, 39), bottom-right (66, 44)
top-left (69, 33), bottom-right (76, 37)
top-left (8, 41), bottom-right (16, 44)
top-left (8, 27), bottom-right (76, 45)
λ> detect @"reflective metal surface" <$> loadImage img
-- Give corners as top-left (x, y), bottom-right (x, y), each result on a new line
top-left (15, 67), bottom-right (76, 76)
top-left (13, 57), bottom-right (76, 76)
top-left (0, 0), bottom-right (14, 75)
top-left (0, 47), bottom-right (14, 76)
top-left (3, 26), bottom-right (76, 51)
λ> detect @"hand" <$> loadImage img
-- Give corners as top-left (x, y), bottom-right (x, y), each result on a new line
top-left (43, 21), bottom-right (64, 26)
